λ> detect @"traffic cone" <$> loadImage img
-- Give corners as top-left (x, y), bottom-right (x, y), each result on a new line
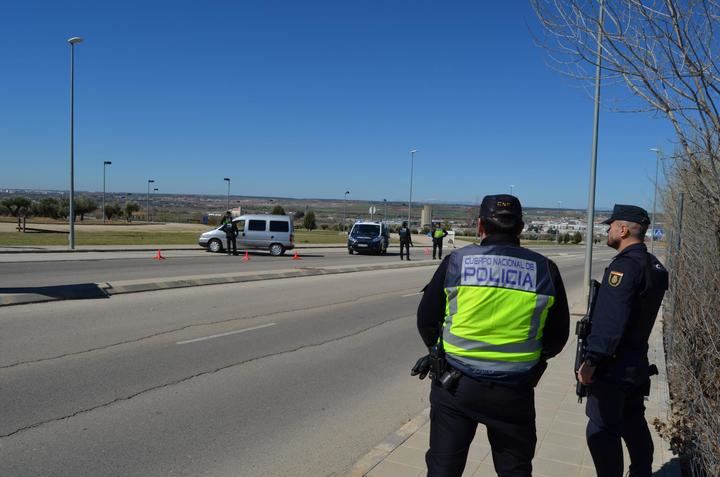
top-left (292, 250), bottom-right (302, 260)
top-left (153, 249), bottom-right (166, 260)
top-left (424, 247), bottom-right (431, 255)
top-left (242, 251), bottom-right (250, 262)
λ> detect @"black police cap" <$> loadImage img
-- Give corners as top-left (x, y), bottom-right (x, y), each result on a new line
top-left (601, 204), bottom-right (650, 225)
top-left (479, 194), bottom-right (523, 221)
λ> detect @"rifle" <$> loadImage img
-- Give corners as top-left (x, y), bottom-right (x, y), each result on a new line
top-left (575, 279), bottom-right (601, 402)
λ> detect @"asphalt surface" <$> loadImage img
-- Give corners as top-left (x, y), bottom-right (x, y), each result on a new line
top-left (0, 249), bottom-right (614, 476)
top-left (1, 245), bottom-right (588, 289)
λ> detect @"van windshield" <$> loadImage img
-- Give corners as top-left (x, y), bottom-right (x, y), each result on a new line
top-left (352, 224), bottom-right (380, 237)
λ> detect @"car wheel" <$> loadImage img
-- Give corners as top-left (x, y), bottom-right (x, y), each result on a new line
top-left (208, 239), bottom-right (223, 253)
top-left (269, 243), bottom-right (285, 256)
top-left (348, 248), bottom-right (354, 255)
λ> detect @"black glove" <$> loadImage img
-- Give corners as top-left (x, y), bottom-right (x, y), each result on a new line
top-left (411, 355), bottom-right (431, 379)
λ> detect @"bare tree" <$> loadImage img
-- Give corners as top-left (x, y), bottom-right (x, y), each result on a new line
top-left (532, 1), bottom-right (720, 226)
top-left (532, 2), bottom-right (720, 474)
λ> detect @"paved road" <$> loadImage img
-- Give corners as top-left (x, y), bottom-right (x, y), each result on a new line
top-left (1, 245), bottom-right (589, 289)
top-left (0, 249), bottom-right (614, 476)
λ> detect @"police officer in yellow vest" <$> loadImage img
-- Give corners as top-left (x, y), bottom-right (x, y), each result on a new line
top-left (412, 194), bottom-right (570, 477)
top-left (432, 223), bottom-right (448, 259)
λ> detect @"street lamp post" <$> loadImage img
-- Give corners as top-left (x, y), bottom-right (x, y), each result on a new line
top-left (147, 179), bottom-right (155, 223)
top-left (102, 161), bottom-right (112, 223)
top-left (557, 201), bottom-right (563, 244)
top-left (510, 185), bottom-right (515, 196)
top-left (224, 177), bottom-right (231, 211)
top-left (153, 188), bottom-right (159, 222)
top-left (343, 191), bottom-right (350, 231)
top-left (583, 0), bottom-right (605, 296)
top-left (408, 149), bottom-right (417, 226)
top-left (68, 36), bottom-right (83, 249)
top-left (649, 148), bottom-right (662, 255)
top-left (383, 199), bottom-right (387, 220)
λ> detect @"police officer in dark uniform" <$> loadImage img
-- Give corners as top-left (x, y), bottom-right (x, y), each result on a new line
top-left (219, 211), bottom-right (237, 256)
top-left (398, 221), bottom-right (414, 260)
top-left (413, 195), bottom-right (570, 477)
top-left (577, 204), bottom-right (668, 477)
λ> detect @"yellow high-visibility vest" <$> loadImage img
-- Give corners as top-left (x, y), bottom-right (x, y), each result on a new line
top-left (442, 244), bottom-right (557, 373)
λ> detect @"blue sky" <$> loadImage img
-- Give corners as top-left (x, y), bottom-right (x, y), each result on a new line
top-left (0, 1), bottom-right (674, 209)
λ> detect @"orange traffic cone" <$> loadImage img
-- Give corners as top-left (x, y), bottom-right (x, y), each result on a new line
top-left (242, 251), bottom-right (250, 262)
top-left (153, 249), bottom-right (166, 260)
top-left (424, 247), bottom-right (431, 255)
top-left (292, 250), bottom-right (302, 260)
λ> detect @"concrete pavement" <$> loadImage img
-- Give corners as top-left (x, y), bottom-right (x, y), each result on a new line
top-left (343, 311), bottom-right (681, 477)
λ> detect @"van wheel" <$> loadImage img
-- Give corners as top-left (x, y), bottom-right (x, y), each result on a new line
top-left (348, 248), bottom-right (354, 255)
top-left (208, 239), bottom-right (223, 253)
top-left (269, 243), bottom-right (285, 256)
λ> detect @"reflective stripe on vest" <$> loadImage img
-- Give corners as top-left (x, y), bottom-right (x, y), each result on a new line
top-left (442, 244), bottom-right (556, 373)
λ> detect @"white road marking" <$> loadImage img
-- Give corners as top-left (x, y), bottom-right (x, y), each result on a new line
top-left (176, 323), bottom-right (276, 345)
top-left (402, 292), bottom-right (423, 297)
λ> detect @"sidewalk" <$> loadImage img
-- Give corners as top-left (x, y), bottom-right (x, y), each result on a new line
top-left (345, 313), bottom-right (681, 477)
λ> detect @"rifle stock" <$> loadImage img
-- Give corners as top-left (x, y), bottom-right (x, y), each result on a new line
top-left (575, 279), bottom-right (601, 402)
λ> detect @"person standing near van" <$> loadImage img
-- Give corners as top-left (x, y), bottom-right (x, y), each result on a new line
top-left (220, 211), bottom-right (237, 256)
top-left (398, 221), bottom-right (413, 260)
top-left (432, 223), bottom-right (448, 260)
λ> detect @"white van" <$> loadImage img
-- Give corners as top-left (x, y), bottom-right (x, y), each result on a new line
top-left (198, 214), bottom-right (295, 256)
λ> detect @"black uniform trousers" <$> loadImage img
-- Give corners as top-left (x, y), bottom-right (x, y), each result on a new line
top-left (426, 377), bottom-right (536, 477)
top-left (585, 381), bottom-right (653, 477)
top-left (225, 233), bottom-right (237, 255)
top-left (400, 241), bottom-right (411, 260)
top-left (432, 240), bottom-right (443, 259)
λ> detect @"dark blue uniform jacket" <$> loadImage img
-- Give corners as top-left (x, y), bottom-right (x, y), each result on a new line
top-left (586, 243), bottom-right (668, 386)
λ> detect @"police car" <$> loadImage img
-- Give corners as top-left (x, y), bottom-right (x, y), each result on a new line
top-left (347, 221), bottom-right (390, 255)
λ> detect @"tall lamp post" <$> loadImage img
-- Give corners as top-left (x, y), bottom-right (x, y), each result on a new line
top-left (583, 0), bottom-right (605, 296)
top-left (68, 36), bottom-right (83, 249)
top-left (649, 148), bottom-right (662, 255)
top-left (408, 149), bottom-right (417, 226)
top-left (343, 190), bottom-right (350, 231)
top-left (147, 179), bottom-right (155, 223)
top-left (102, 161), bottom-right (112, 223)
top-left (224, 177), bottom-right (231, 211)
top-left (153, 188), bottom-right (159, 222)
top-left (383, 199), bottom-right (387, 220)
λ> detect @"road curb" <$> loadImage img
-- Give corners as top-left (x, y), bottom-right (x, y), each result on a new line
top-left (339, 408), bottom-right (430, 477)
top-left (0, 260), bottom-right (439, 307)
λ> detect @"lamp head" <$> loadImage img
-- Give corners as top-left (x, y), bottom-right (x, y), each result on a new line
top-left (68, 37), bottom-right (83, 45)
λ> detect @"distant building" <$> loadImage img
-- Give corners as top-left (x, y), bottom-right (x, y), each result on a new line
top-left (421, 204), bottom-right (433, 226)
